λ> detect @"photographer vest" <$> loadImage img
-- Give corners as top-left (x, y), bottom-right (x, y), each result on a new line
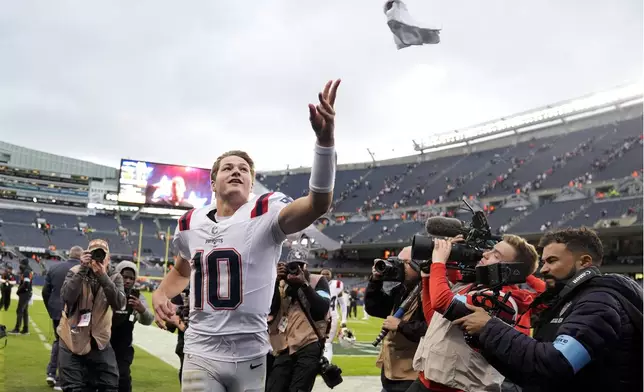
top-left (277, 274), bottom-right (331, 355)
top-left (413, 283), bottom-right (504, 391)
top-left (269, 282), bottom-right (288, 354)
top-left (376, 293), bottom-right (421, 381)
top-left (57, 265), bottom-right (115, 356)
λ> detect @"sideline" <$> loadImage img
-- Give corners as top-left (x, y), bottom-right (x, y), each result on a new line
top-left (27, 289), bottom-right (382, 392)
top-left (133, 323), bottom-right (381, 392)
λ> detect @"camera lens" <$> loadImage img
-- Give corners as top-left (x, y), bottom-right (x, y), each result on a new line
top-left (287, 262), bottom-right (302, 274)
top-left (90, 248), bottom-right (106, 262)
top-left (374, 259), bottom-right (391, 274)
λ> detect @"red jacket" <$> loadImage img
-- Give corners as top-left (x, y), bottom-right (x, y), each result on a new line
top-left (418, 263), bottom-right (545, 392)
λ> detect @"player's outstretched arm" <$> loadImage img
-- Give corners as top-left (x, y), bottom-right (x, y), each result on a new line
top-left (152, 256), bottom-right (190, 328)
top-left (278, 79), bottom-right (340, 235)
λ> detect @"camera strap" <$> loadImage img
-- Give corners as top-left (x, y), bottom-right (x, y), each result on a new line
top-left (295, 287), bottom-right (326, 346)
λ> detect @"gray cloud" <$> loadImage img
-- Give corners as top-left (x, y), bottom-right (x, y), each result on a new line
top-left (1, 0), bottom-right (641, 172)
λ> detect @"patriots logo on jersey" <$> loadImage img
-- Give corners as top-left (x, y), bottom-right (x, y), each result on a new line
top-left (206, 225), bottom-right (224, 246)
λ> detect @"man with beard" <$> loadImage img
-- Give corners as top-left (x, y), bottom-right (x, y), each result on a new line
top-left (455, 227), bottom-right (643, 392)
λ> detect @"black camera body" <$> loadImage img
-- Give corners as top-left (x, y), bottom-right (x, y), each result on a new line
top-left (319, 355), bottom-right (343, 388)
top-left (373, 257), bottom-right (406, 282)
top-left (411, 200), bottom-right (506, 284)
top-left (126, 288), bottom-right (140, 314)
top-left (90, 248), bottom-right (107, 263)
top-left (286, 261), bottom-right (304, 275)
top-left (175, 287), bottom-right (190, 323)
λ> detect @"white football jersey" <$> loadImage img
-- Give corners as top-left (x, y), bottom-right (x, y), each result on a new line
top-left (328, 279), bottom-right (347, 321)
top-left (173, 192), bottom-right (292, 359)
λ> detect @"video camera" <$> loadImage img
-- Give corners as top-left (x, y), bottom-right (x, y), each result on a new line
top-left (411, 199), bottom-right (518, 284)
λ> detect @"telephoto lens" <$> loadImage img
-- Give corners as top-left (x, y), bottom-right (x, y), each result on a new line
top-left (287, 261), bottom-right (302, 275)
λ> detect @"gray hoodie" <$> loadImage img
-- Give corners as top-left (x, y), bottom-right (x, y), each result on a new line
top-left (113, 261), bottom-right (154, 326)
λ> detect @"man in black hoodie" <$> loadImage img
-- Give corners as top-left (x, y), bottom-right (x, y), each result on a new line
top-left (9, 259), bottom-right (33, 335)
top-left (454, 227), bottom-right (643, 392)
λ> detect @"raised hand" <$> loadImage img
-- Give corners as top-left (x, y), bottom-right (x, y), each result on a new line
top-left (309, 79), bottom-right (341, 147)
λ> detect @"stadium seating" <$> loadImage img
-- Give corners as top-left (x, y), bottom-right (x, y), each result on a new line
top-left (0, 116), bottom-right (641, 256)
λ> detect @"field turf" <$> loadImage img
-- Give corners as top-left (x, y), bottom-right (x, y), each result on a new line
top-left (0, 289), bottom-right (385, 391)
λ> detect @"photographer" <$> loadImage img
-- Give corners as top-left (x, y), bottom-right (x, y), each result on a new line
top-left (57, 239), bottom-right (126, 392)
top-left (454, 227), bottom-right (643, 391)
top-left (411, 234), bottom-right (540, 392)
top-left (266, 260), bottom-right (333, 392)
top-left (365, 246), bottom-right (427, 392)
top-left (165, 288), bottom-right (189, 384)
top-left (110, 261), bottom-right (154, 392)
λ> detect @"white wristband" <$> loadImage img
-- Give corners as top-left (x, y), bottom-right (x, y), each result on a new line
top-left (309, 143), bottom-right (337, 193)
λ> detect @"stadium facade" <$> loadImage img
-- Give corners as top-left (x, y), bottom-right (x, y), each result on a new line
top-left (0, 84), bottom-right (642, 283)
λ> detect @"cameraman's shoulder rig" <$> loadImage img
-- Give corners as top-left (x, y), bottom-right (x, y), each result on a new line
top-left (273, 274), bottom-right (330, 355)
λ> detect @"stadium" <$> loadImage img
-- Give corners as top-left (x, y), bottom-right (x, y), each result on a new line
top-left (0, 83), bottom-right (642, 392)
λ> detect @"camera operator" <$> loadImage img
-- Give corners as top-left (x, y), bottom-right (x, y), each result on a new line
top-left (453, 227), bottom-right (643, 392)
top-left (57, 239), bottom-right (126, 392)
top-left (266, 260), bottom-right (334, 392)
top-left (110, 261), bottom-right (154, 392)
top-left (1, 264), bottom-right (15, 311)
top-left (365, 246), bottom-right (427, 392)
top-left (411, 234), bottom-right (540, 392)
top-left (165, 287), bottom-right (189, 384)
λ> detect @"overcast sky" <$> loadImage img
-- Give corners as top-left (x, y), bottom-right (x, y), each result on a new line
top-left (1, 1), bottom-right (641, 172)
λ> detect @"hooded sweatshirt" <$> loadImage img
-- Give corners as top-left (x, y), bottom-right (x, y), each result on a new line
top-left (110, 261), bottom-right (154, 350)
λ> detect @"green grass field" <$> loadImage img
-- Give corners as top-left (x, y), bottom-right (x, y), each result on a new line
top-left (0, 291), bottom-right (384, 391)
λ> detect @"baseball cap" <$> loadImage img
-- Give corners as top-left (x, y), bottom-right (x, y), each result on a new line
top-left (88, 239), bottom-right (109, 254)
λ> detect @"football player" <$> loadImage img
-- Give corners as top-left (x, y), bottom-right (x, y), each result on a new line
top-left (320, 269), bottom-right (348, 362)
top-left (152, 79), bottom-right (341, 392)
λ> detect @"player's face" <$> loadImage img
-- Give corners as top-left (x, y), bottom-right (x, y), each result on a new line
top-left (478, 241), bottom-right (516, 267)
top-left (213, 156), bottom-right (253, 202)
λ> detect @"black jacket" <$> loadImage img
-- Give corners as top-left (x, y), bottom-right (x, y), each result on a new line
top-left (364, 278), bottom-right (427, 344)
top-left (477, 268), bottom-right (643, 392)
top-left (42, 259), bottom-right (80, 320)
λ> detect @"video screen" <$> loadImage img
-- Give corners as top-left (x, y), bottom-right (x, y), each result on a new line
top-left (117, 159), bottom-right (212, 209)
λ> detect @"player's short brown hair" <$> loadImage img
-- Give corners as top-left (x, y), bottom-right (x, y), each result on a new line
top-left (538, 227), bottom-right (604, 266)
top-left (502, 234), bottom-right (540, 274)
top-left (210, 150), bottom-right (255, 182)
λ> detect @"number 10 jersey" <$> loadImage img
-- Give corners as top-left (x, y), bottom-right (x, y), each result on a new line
top-left (172, 192), bottom-right (292, 358)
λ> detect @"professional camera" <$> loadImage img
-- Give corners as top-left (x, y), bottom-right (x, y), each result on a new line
top-left (175, 287), bottom-right (190, 323)
top-left (319, 355), bottom-right (343, 388)
top-left (286, 261), bottom-right (304, 275)
top-left (90, 248), bottom-right (107, 263)
top-left (373, 257), bottom-right (406, 282)
top-left (411, 199), bottom-right (501, 281)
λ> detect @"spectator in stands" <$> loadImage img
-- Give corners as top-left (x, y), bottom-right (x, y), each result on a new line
top-left (42, 245), bottom-right (83, 390)
top-left (9, 259), bottom-right (33, 335)
top-left (110, 261), bottom-right (154, 392)
top-left (57, 239), bottom-right (126, 392)
top-left (455, 227), bottom-right (643, 391)
top-left (0, 264), bottom-right (15, 311)
top-left (365, 246), bottom-right (426, 392)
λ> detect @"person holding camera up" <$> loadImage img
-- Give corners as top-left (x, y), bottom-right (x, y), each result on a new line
top-left (365, 246), bottom-right (427, 392)
top-left (165, 287), bottom-right (189, 384)
top-left (453, 227), bottom-right (643, 392)
top-left (410, 234), bottom-right (540, 392)
top-left (9, 258), bottom-right (33, 335)
top-left (266, 259), bottom-right (335, 392)
top-left (110, 260), bottom-right (154, 392)
top-left (57, 239), bottom-right (127, 392)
